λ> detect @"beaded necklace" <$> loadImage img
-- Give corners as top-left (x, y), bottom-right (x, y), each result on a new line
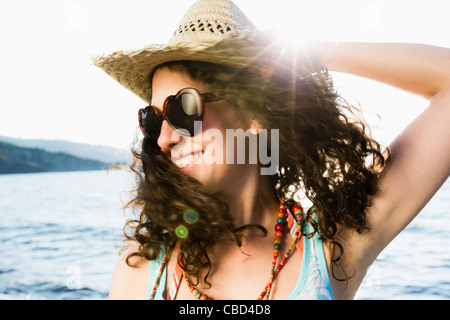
top-left (149, 199), bottom-right (304, 300)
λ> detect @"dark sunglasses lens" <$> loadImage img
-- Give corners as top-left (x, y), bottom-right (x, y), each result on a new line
top-left (166, 91), bottom-right (202, 136)
top-left (140, 107), bottom-right (161, 140)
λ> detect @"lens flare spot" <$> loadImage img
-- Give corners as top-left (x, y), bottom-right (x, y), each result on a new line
top-left (183, 209), bottom-right (199, 224)
top-left (175, 225), bottom-right (189, 239)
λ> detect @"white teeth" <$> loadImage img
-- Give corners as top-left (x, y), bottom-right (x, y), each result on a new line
top-left (172, 152), bottom-right (202, 168)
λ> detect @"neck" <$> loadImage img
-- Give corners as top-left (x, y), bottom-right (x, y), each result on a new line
top-left (217, 165), bottom-right (279, 231)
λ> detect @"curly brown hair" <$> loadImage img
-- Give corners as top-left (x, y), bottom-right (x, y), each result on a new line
top-left (121, 44), bottom-right (387, 287)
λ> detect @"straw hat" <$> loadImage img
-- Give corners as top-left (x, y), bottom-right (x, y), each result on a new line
top-left (93, 0), bottom-right (274, 104)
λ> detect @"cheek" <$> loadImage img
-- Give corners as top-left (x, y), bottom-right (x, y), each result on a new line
top-left (200, 107), bottom-right (254, 164)
top-left (201, 108), bottom-right (220, 131)
top-left (200, 111), bottom-right (231, 162)
top-left (202, 104), bottom-right (249, 132)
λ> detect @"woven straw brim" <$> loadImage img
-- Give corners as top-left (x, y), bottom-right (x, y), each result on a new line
top-left (92, 32), bottom-right (277, 104)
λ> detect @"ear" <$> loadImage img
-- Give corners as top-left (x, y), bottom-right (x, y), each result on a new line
top-left (260, 65), bottom-right (273, 79)
top-left (249, 118), bottom-right (263, 135)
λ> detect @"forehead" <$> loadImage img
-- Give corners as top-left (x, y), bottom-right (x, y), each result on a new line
top-left (150, 66), bottom-right (209, 109)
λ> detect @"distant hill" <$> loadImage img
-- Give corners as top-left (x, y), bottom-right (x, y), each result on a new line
top-left (0, 136), bottom-right (129, 165)
top-left (0, 141), bottom-right (111, 174)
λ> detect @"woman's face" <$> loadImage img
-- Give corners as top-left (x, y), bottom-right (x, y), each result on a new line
top-left (151, 66), bottom-right (259, 194)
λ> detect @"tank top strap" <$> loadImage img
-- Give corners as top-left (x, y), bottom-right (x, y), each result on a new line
top-left (287, 212), bottom-right (334, 300)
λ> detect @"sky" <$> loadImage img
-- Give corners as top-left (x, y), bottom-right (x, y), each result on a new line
top-left (0, 0), bottom-right (449, 150)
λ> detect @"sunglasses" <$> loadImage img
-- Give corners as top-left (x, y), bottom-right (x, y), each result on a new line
top-left (138, 88), bottom-right (221, 141)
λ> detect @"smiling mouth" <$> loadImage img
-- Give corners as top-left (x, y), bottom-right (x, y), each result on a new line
top-left (172, 151), bottom-right (203, 168)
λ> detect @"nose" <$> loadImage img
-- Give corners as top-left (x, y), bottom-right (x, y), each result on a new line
top-left (157, 120), bottom-right (182, 153)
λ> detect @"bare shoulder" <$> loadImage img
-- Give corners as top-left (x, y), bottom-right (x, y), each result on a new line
top-left (108, 243), bottom-right (150, 300)
top-left (322, 224), bottom-right (380, 299)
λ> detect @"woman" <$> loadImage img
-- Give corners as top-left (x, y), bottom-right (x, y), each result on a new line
top-left (94, 0), bottom-right (450, 300)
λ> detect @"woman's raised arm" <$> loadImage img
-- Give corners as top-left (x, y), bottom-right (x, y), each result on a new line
top-left (319, 42), bottom-right (450, 254)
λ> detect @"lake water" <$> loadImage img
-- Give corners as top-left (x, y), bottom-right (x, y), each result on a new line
top-left (0, 170), bottom-right (448, 300)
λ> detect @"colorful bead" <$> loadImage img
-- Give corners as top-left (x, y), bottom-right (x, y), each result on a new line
top-left (275, 223), bottom-right (285, 232)
top-left (273, 243), bottom-right (281, 250)
top-left (273, 237), bottom-right (282, 245)
top-left (182, 269), bottom-right (215, 300)
top-left (275, 231), bottom-right (283, 238)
